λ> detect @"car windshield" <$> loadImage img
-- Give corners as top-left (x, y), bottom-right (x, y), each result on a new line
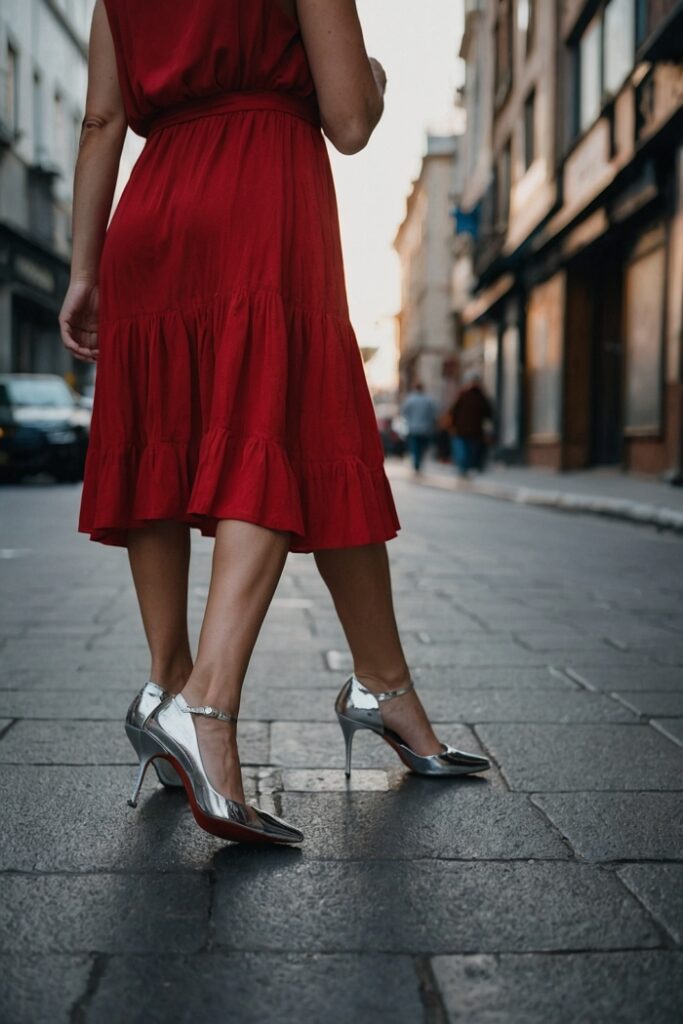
top-left (1, 379), bottom-right (74, 408)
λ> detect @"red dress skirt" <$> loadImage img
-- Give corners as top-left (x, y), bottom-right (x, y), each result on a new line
top-left (79, 0), bottom-right (399, 551)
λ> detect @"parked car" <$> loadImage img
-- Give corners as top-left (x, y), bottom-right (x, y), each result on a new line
top-left (375, 402), bottom-right (407, 457)
top-left (0, 374), bottom-right (91, 483)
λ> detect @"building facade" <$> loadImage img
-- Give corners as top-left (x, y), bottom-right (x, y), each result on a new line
top-left (455, 0), bottom-right (683, 477)
top-left (394, 134), bottom-right (462, 407)
top-left (0, 0), bottom-right (94, 383)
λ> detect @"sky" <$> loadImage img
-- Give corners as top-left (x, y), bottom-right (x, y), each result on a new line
top-left (328, 0), bottom-right (465, 391)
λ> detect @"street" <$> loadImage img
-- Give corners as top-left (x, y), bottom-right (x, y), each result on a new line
top-left (1, 469), bottom-right (682, 1023)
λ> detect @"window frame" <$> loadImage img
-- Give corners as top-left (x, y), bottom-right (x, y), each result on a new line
top-left (523, 88), bottom-right (536, 170)
top-left (572, 0), bottom-right (639, 141)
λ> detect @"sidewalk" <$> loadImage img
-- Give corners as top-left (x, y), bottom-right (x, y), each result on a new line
top-left (390, 459), bottom-right (683, 532)
top-left (1, 477), bottom-right (682, 1023)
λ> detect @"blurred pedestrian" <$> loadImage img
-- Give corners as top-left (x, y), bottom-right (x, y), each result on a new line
top-left (401, 381), bottom-right (438, 473)
top-left (58, 0), bottom-right (489, 848)
top-left (448, 371), bottom-right (494, 476)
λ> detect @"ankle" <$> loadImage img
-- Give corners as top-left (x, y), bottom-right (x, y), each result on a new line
top-left (181, 668), bottom-right (241, 719)
top-left (151, 655), bottom-right (193, 695)
top-left (353, 666), bottom-right (411, 694)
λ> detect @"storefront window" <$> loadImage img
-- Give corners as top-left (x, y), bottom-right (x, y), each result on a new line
top-left (579, 18), bottom-right (602, 132)
top-left (5, 43), bottom-right (19, 134)
top-left (624, 245), bottom-right (665, 433)
top-left (604, 0), bottom-right (635, 95)
top-left (524, 90), bottom-right (536, 169)
top-left (527, 275), bottom-right (564, 440)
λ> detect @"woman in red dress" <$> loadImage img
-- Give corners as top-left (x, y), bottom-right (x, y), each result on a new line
top-left (60, 0), bottom-right (489, 845)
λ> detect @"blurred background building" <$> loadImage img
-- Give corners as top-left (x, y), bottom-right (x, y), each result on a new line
top-left (394, 134), bottom-right (463, 407)
top-left (396, 0), bottom-right (683, 480)
top-left (0, 0), bottom-right (95, 385)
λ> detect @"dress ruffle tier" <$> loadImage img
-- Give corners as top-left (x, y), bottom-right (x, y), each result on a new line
top-left (79, 287), bottom-right (400, 551)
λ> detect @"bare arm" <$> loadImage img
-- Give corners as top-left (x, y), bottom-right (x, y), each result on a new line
top-left (59, 0), bottom-right (126, 361)
top-left (295, 0), bottom-right (385, 155)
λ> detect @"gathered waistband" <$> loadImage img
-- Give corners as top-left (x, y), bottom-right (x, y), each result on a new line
top-left (147, 89), bottom-right (320, 136)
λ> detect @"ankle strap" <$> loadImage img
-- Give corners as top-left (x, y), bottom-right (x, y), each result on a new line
top-left (375, 679), bottom-right (414, 702)
top-left (182, 703), bottom-right (238, 724)
top-left (354, 675), bottom-right (414, 702)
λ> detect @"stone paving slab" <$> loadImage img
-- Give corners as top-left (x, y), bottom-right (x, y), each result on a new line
top-left (0, 955), bottom-right (92, 1024)
top-left (0, 689), bottom-right (134, 720)
top-left (211, 859), bottom-right (661, 954)
top-left (279, 788), bottom-right (569, 860)
top-left (613, 692), bottom-right (683, 717)
top-left (281, 768), bottom-right (393, 792)
top-left (531, 793), bottom-right (683, 861)
top-left (85, 953), bottom-right (424, 1024)
top-left (566, 666), bottom-right (683, 692)
top-left (421, 688), bottom-right (634, 723)
top-left (411, 665), bottom-right (580, 690)
top-left (0, 720), bottom-right (269, 766)
top-left (432, 952), bottom-right (683, 1024)
top-left (0, 874), bottom-right (209, 953)
top-left (269, 720), bottom-right (489, 772)
top-left (0, 767), bottom-right (227, 872)
top-left (475, 723), bottom-right (683, 791)
top-left (618, 864), bottom-right (683, 944)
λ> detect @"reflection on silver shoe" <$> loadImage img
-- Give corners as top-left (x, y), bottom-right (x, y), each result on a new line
top-left (125, 681), bottom-right (183, 789)
top-left (335, 673), bottom-right (490, 778)
top-left (128, 693), bottom-right (303, 845)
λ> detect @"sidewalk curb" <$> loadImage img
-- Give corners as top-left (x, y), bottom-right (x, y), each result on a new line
top-left (400, 468), bottom-right (683, 534)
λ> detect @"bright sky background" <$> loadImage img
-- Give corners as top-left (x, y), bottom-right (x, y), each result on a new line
top-left (328, 0), bottom-right (465, 391)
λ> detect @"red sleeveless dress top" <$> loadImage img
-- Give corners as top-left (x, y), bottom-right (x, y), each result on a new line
top-left (78, 0), bottom-right (400, 551)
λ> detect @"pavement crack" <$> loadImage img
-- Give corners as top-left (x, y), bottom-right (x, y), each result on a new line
top-left (0, 719), bottom-right (19, 741)
top-left (414, 956), bottom-right (449, 1024)
top-left (70, 953), bottom-right (107, 1023)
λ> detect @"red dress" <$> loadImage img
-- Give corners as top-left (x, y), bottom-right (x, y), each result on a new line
top-left (79, 0), bottom-right (400, 551)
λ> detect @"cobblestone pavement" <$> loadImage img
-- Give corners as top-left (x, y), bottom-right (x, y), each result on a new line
top-left (1, 470), bottom-right (682, 1024)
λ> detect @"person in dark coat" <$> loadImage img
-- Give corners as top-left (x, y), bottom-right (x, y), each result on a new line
top-left (448, 371), bottom-right (494, 476)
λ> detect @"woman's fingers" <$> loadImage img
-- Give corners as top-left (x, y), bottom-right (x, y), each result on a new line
top-left (59, 316), bottom-right (99, 362)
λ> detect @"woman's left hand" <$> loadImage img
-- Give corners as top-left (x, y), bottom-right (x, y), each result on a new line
top-left (59, 279), bottom-right (100, 363)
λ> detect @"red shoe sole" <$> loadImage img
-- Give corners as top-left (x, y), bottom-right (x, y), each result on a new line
top-left (150, 754), bottom-right (295, 845)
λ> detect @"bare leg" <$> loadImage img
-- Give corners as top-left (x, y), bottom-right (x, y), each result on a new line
top-left (315, 543), bottom-right (442, 755)
top-left (127, 521), bottom-right (194, 694)
top-left (181, 519), bottom-right (290, 804)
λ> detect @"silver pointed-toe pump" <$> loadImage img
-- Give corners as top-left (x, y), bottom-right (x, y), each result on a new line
top-left (128, 693), bottom-right (304, 846)
top-left (335, 673), bottom-right (490, 778)
top-left (125, 681), bottom-right (183, 789)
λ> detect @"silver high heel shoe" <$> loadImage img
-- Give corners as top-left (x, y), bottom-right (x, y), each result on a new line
top-left (335, 674), bottom-right (490, 778)
top-left (128, 693), bottom-right (303, 845)
top-left (126, 681), bottom-right (184, 789)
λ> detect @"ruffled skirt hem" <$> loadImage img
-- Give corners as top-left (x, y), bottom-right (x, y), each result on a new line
top-left (78, 430), bottom-right (400, 552)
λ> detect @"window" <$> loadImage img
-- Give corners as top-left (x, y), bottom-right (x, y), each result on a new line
top-left (495, 141), bottom-right (511, 228)
top-left (518, 0), bottom-right (537, 54)
top-left (54, 91), bottom-right (66, 170)
top-left (604, 0), bottom-right (635, 94)
top-left (574, 1), bottom-right (639, 139)
top-left (579, 18), bottom-right (602, 132)
top-left (4, 42), bottom-right (19, 133)
top-left (524, 90), bottom-right (536, 169)
top-left (494, 0), bottom-right (514, 108)
top-left (33, 72), bottom-right (45, 162)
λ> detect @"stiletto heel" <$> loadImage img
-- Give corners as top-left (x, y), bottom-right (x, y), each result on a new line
top-left (335, 674), bottom-right (490, 777)
top-left (126, 725), bottom-right (171, 807)
top-left (128, 755), bottom-right (152, 808)
top-left (135, 694), bottom-right (303, 845)
top-left (338, 714), bottom-right (359, 777)
top-left (125, 682), bottom-right (183, 789)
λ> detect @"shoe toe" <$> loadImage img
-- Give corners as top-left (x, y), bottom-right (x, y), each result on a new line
top-left (254, 808), bottom-right (304, 844)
